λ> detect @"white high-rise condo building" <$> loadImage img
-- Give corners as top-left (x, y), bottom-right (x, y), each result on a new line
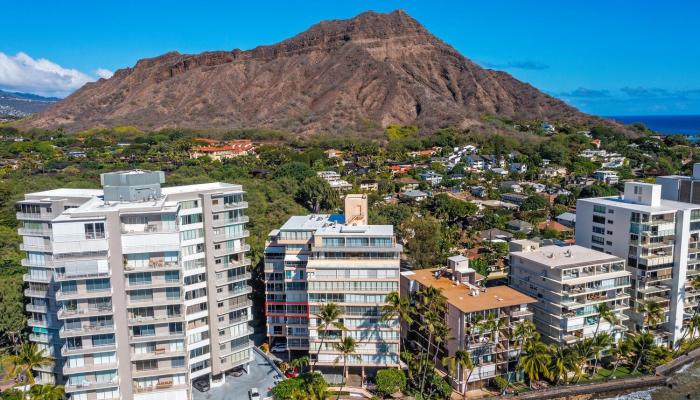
top-left (18, 170), bottom-right (253, 400)
top-left (576, 181), bottom-right (700, 347)
top-left (509, 245), bottom-right (631, 345)
top-left (656, 163), bottom-right (700, 204)
top-left (264, 194), bottom-right (402, 382)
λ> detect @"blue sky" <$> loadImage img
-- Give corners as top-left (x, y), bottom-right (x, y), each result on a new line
top-left (1, 0), bottom-right (699, 115)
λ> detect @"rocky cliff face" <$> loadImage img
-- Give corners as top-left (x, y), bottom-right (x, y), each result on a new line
top-left (21, 10), bottom-right (605, 134)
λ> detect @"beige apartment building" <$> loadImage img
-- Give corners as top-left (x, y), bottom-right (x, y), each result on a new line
top-left (509, 245), bottom-right (631, 345)
top-left (401, 256), bottom-right (536, 391)
top-left (264, 194), bottom-right (402, 381)
top-left (19, 170), bottom-right (253, 400)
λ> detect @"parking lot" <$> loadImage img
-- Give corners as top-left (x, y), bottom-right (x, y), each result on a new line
top-left (193, 349), bottom-right (283, 400)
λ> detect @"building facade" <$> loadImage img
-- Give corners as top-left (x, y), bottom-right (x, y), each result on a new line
top-left (18, 170), bottom-right (253, 400)
top-left (656, 163), bottom-right (700, 204)
top-left (509, 245), bottom-right (631, 345)
top-left (401, 256), bottom-right (536, 391)
top-left (264, 194), bottom-right (402, 380)
top-left (576, 181), bottom-right (700, 346)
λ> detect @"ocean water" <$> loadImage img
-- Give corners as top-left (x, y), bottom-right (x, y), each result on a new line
top-left (607, 115), bottom-right (700, 137)
top-left (600, 361), bottom-right (700, 400)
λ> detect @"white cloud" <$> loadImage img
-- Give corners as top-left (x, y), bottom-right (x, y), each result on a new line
top-left (0, 52), bottom-right (112, 97)
top-left (95, 68), bottom-right (114, 79)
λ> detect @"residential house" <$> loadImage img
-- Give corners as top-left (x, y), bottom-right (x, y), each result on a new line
top-left (593, 170), bottom-right (619, 185)
top-left (506, 219), bottom-right (533, 234)
top-left (419, 170), bottom-right (443, 187)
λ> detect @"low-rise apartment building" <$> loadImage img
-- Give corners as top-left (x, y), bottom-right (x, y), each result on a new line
top-left (401, 256), bottom-right (536, 391)
top-left (509, 245), bottom-right (631, 345)
top-left (18, 170), bottom-right (253, 400)
top-left (576, 181), bottom-right (700, 347)
top-left (264, 194), bottom-right (402, 381)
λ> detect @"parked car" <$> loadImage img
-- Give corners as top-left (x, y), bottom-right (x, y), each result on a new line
top-left (228, 367), bottom-right (245, 377)
top-left (193, 379), bottom-right (210, 392)
top-left (249, 387), bottom-right (261, 400)
top-left (270, 343), bottom-right (288, 353)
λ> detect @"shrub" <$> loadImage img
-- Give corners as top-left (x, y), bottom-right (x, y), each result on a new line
top-left (493, 376), bottom-right (509, 392)
top-left (375, 368), bottom-right (406, 397)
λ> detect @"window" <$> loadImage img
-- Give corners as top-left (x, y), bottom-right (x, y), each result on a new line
top-left (592, 226), bottom-right (605, 234)
top-left (594, 205), bottom-right (606, 214)
top-left (180, 200), bottom-right (199, 209)
top-left (132, 325), bottom-right (155, 337)
top-left (86, 278), bottom-right (110, 292)
top-left (180, 228), bottom-right (203, 241)
top-left (169, 322), bottom-right (183, 334)
top-left (179, 214), bottom-right (202, 225)
top-left (135, 359), bottom-right (158, 371)
top-left (592, 215), bottom-right (606, 224)
top-left (129, 273), bottom-right (151, 285)
top-left (164, 271), bottom-right (180, 283)
top-left (84, 223), bottom-right (105, 239)
top-left (591, 235), bottom-right (604, 245)
top-left (166, 287), bottom-right (181, 300)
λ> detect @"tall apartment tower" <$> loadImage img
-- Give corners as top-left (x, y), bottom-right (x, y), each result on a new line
top-left (576, 181), bottom-right (700, 347)
top-left (509, 245), bottom-right (631, 345)
top-left (264, 194), bottom-right (402, 381)
top-left (18, 170), bottom-right (253, 400)
top-left (656, 163), bottom-right (700, 204)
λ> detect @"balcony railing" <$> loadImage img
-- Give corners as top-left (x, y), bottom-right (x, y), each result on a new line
top-left (18, 227), bottom-right (52, 236)
top-left (64, 378), bottom-right (120, 394)
top-left (54, 271), bottom-right (111, 281)
top-left (60, 323), bottom-right (115, 337)
top-left (216, 272), bottom-right (251, 286)
top-left (24, 288), bottom-right (49, 297)
top-left (121, 223), bottom-right (178, 235)
top-left (23, 273), bottom-right (51, 283)
top-left (58, 306), bottom-right (113, 319)
top-left (128, 313), bottom-right (184, 325)
top-left (16, 211), bottom-right (54, 221)
top-left (124, 261), bottom-right (179, 272)
top-left (20, 242), bottom-right (53, 252)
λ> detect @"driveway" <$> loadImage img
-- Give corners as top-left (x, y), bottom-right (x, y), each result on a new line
top-left (193, 350), bottom-right (283, 400)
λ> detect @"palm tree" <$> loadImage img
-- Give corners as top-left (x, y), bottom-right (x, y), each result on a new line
top-left (608, 338), bottom-right (632, 380)
top-left (414, 286), bottom-right (445, 398)
top-left (290, 356), bottom-right (310, 374)
top-left (550, 346), bottom-right (578, 385)
top-left (442, 350), bottom-right (474, 399)
top-left (590, 332), bottom-right (614, 376)
top-left (27, 384), bottom-right (65, 400)
top-left (630, 332), bottom-right (655, 373)
top-left (638, 300), bottom-right (665, 332)
top-left (585, 303), bottom-right (616, 360)
top-left (518, 340), bottom-right (553, 389)
top-left (334, 336), bottom-right (360, 400)
top-left (677, 276), bottom-right (700, 348)
top-left (505, 320), bottom-right (537, 391)
top-left (381, 291), bottom-right (413, 366)
top-left (312, 302), bottom-right (345, 372)
top-left (3, 343), bottom-right (54, 386)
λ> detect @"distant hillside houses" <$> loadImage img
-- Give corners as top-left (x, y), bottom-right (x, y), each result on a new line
top-left (317, 170), bottom-right (352, 191)
top-left (579, 149), bottom-right (627, 168)
top-left (189, 138), bottom-right (255, 160)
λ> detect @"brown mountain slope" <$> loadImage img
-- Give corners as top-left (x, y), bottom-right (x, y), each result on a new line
top-left (20, 10), bottom-right (609, 134)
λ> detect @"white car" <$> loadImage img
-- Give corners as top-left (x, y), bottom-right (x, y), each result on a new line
top-left (270, 344), bottom-right (288, 353)
top-left (249, 387), bottom-right (260, 400)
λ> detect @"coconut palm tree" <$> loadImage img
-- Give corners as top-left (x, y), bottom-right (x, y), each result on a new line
top-left (27, 384), bottom-right (65, 400)
top-left (3, 343), bottom-right (54, 386)
top-left (590, 332), bottom-right (614, 376)
top-left (414, 286), bottom-right (445, 398)
top-left (585, 303), bottom-right (616, 359)
top-left (334, 336), bottom-right (360, 400)
top-left (505, 320), bottom-right (537, 390)
top-left (312, 302), bottom-right (345, 372)
top-left (608, 337), bottom-right (632, 380)
top-left (638, 300), bottom-right (665, 332)
top-left (677, 276), bottom-right (700, 347)
top-left (518, 340), bottom-right (553, 389)
top-left (630, 332), bottom-right (655, 373)
top-left (381, 291), bottom-right (413, 366)
top-left (550, 346), bottom-right (577, 385)
top-left (442, 349), bottom-right (474, 399)
top-left (290, 356), bottom-right (310, 374)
